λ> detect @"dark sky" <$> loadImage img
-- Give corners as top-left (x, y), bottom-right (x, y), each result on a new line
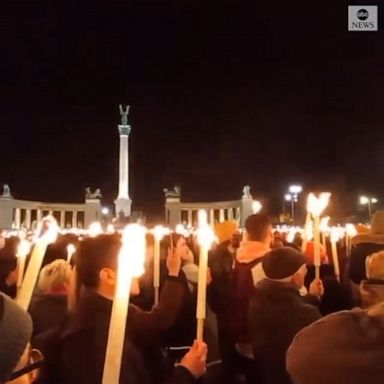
top-left (1, 1), bottom-right (383, 220)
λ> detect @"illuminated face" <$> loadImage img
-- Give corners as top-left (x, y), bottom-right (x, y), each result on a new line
top-left (176, 237), bottom-right (191, 261)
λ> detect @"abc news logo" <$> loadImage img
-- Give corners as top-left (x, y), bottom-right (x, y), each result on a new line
top-left (348, 6), bottom-right (378, 31)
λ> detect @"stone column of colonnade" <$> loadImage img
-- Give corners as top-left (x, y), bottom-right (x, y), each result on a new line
top-left (14, 208), bottom-right (21, 229)
top-left (72, 211), bottom-right (78, 228)
top-left (25, 209), bottom-right (31, 229)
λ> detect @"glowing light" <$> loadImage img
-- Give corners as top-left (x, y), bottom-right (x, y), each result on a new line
top-left (152, 225), bottom-right (171, 241)
top-left (101, 207), bottom-right (110, 215)
top-left (119, 224), bottom-right (147, 278)
top-left (307, 193), bottom-right (331, 217)
top-left (360, 196), bottom-right (369, 205)
top-left (289, 185), bottom-right (303, 194)
top-left (252, 200), bottom-right (262, 214)
top-left (345, 223), bottom-right (357, 237)
top-left (88, 222), bottom-right (103, 237)
top-left (17, 240), bottom-right (32, 259)
top-left (286, 228), bottom-right (296, 244)
top-left (330, 227), bottom-right (342, 243)
top-left (197, 210), bottom-right (216, 249)
top-left (67, 244), bottom-right (76, 264)
top-left (102, 223), bottom-right (147, 383)
top-left (175, 224), bottom-right (189, 237)
top-left (320, 216), bottom-right (330, 232)
top-left (17, 215), bottom-right (59, 310)
top-left (285, 194), bottom-right (293, 202)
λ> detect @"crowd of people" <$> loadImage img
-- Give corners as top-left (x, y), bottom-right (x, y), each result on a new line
top-left (1, 210), bottom-right (384, 383)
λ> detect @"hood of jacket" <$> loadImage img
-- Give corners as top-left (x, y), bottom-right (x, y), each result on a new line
top-left (236, 241), bottom-right (270, 264)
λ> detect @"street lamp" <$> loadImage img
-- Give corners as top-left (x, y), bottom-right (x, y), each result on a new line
top-left (360, 196), bottom-right (378, 217)
top-left (101, 207), bottom-right (110, 216)
top-left (252, 200), bottom-right (262, 214)
top-left (285, 185), bottom-right (302, 224)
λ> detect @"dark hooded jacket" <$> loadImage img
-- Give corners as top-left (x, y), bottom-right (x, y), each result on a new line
top-left (249, 279), bottom-right (322, 384)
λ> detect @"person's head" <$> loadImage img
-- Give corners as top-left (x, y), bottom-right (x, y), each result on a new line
top-left (360, 251), bottom-right (384, 308)
top-left (0, 293), bottom-right (42, 384)
top-left (74, 234), bottom-right (140, 300)
top-left (244, 213), bottom-right (272, 245)
top-left (214, 221), bottom-right (238, 245)
top-left (262, 247), bottom-right (307, 289)
top-left (162, 234), bottom-right (191, 262)
top-left (37, 259), bottom-right (72, 294)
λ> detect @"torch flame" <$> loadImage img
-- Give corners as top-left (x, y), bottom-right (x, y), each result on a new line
top-left (252, 201), bottom-right (262, 214)
top-left (330, 227), bottom-right (342, 243)
top-left (119, 224), bottom-right (147, 280)
top-left (345, 223), bottom-right (357, 237)
top-left (67, 244), bottom-right (76, 263)
top-left (175, 224), bottom-right (189, 237)
top-left (152, 225), bottom-right (171, 241)
top-left (88, 222), bottom-right (103, 238)
top-left (36, 215), bottom-right (59, 244)
top-left (307, 193), bottom-right (331, 217)
top-left (320, 216), bottom-right (330, 232)
top-left (17, 240), bottom-right (32, 258)
top-left (197, 210), bottom-right (216, 249)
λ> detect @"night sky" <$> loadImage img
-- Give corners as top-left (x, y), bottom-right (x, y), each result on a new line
top-left (1, 1), bottom-right (383, 221)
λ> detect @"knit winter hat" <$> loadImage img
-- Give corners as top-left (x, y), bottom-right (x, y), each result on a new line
top-left (371, 210), bottom-right (384, 235)
top-left (214, 221), bottom-right (237, 244)
top-left (0, 293), bottom-right (33, 382)
top-left (262, 247), bottom-right (306, 279)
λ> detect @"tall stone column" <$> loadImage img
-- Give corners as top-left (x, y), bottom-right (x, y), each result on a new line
top-left (219, 209), bottom-right (225, 222)
top-left (25, 209), bottom-right (31, 229)
top-left (188, 210), bottom-right (192, 227)
top-left (15, 208), bottom-right (21, 229)
top-left (72, 211), bottom-right (78, 228)
top-left (209, 210), bottom-right (214, 227)
top-left (36, 209), bottom-right (42, 222)
top-left (60, 211), bottom-right (65, 228)
top-left (115, 105), bottom-right (132, 218)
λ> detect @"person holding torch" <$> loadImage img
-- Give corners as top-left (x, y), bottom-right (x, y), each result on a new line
top-left (35, 232), bottom-right (207, 384)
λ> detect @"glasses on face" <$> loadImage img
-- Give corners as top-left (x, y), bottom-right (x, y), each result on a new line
top-left (8, 348), bottom-right (44, 382)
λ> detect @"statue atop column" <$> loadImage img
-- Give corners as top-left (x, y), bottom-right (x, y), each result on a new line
top-left (119, 105), bottom-right (130, 125)
top-left (242, 185), bottom-right (252, 199)
top-left (1, 184), bottom-right (12, 198)
top-left (85, 187), bottom-right (102, 199)
top-left (163, 186), bottom-right (181, 199)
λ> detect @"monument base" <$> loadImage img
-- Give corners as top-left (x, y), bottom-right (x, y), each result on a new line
top-left (115, 197), bottom-right (132, 218)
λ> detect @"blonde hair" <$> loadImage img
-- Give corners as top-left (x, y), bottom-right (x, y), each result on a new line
top-left (37, 259), bottom-right (72, 293)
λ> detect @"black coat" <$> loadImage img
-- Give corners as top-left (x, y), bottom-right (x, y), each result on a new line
top-left (35, 278), bottom-right (195, 384)
top-left (161, 269), bottom-right (197, 349)
top-left (249, 279), bottom-right (322, 384)
top-left (29, 293), bottom-right (68, 339)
